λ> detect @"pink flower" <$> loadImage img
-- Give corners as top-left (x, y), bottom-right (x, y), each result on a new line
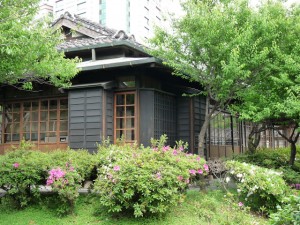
top-left (203, 164), bottom-right (209, 172)
top-left (238, 202), bottom-right (243, 207)
top-left (173, 150), bottom-right (178, 156)
top-left (155, 172), bottom-right (162, 180)
top-left (185, 179), bottom-right (190, 184)
top-left (185, 153), bottom-right (192, 157)
top-left (13, 163), bottom-right (19, 168)
top-left (197, 169), bottom-right (203, 174)
top-left (69, 166), bottom-right (74, 172)
top-left (177, 175), bottom-right (183, 181)
top-left (152, 147), bottom-right (158, 151)
top-left (46, 179), bottom-right (54, 186)
top-left (179, 146), bottom-right (184, 151)
top-left (162, 146), bottom-right (170, 152)
top-left (196, 156), bottom-right (201, 161)
top-left (189, 169), bottom-right (196, 175)
top-left (113, 165), bottom-right (120, 171)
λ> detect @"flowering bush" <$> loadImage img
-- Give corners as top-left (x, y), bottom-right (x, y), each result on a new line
top-left (225, 160), bottom-right (290, 214)
top-left (48, 149), bottom-right (97, 181)
top-left (93, 136), bottom-right (208, 217)
top-left (46, 163), bottom-right (82, 215)
top-left (0, 150), bottom-right (49, 208)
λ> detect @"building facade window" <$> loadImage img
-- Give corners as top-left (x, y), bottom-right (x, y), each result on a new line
top-left (2, 98), bottom-right (68, 144)
top-left (99, 0), bottom-right (106, 25)
top-left (114, 92), bottom-right (136, 143)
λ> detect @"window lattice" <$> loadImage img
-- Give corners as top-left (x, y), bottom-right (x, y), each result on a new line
top-left (154, 92), bottom-right (176, 145)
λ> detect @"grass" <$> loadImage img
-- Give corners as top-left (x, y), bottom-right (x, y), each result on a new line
top-left (0, 190), bottom-right (267, 225)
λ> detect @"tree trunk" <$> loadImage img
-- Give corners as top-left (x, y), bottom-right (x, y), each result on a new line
top-left (289, 142), bottom-right (297, 166)
top-left (198, 96), bottom-right (217, 157)
top-left (277, 126), bottom-right (299, 166)
top-left (198, 114), bottom-right (211, 156)
top-left (247, 125), bottom-right (262, 154)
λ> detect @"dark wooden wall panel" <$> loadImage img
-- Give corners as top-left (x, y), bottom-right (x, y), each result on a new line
top-left (105, 91), bottom-right (114, 140)
top-left (69, 88), bottom-right (103, 152)
top-left (193, 96), bottom-right (206, 154)
top-left (139, 89), bottom-right (155, 147)
top-left (177, 97), bottom-right (190, 145)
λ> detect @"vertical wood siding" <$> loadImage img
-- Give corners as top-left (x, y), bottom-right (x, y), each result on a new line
top-left (139, 89), bottom-right (155, 147)
top-left (69, 88), bottom-right (103, 152)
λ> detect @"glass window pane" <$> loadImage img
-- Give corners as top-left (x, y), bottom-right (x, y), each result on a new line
top-left (12, 103), bottom-right (20, 112)
top-left (49, 120), bottom-right (57, 131)
top-left (126, 106), bottom-right (134, 116)
top-left (14, 123), bottom-right (20, 133)
top-left (41, 111), bottom-right (48, 121)
top-left (116, 95), bottom-right (125, 105)
top-left (41, 101), bottom-right (48, 110)
top-left (40, 133), bottom-right (46, 142)
top-left (126, 94), bottom-right (135, 105)
top-left (13, 113), bottom-right (20, 122)
top-left (31, 112), bottom-right (38, 121)
top-left (60, 110), bottom-right (68, 120)
top-left (6, 123), bottom-right (12, 133)
top-left (12, 133), bottom-right (19, 141)
top-left (32, 122), bottom-right (38, 132)
top-left (60, 121), bottom-right (68, 131)
top-left (24, 133), bottom-right (30, 141)
top-left (5, 134), bottom-right (11, 142)
top-left (40, 122), bottom-right (47, 132)
top-left (31, 133), bottom-right (38, 141)
top-left (126, 130), bottom-right (135, 141)
top-left (116, 130), bottom-right (124, 139)
top-left (126, 118), bottom-right (134, 128)
top-left (49, 100), bottom-right (57, 110)
top-left (50, 111), bottom-right (57, 120)
top-left (116, 118), bottom-right (124, 129)
top-left (116, 106), bottom-right (124, 117)
top-left (32, 102), bottom-right (39, 111)
top-left (60, 99), bottom-right (68, 110)
top-left (23, 111), bottom-right (30, 121)
top-left (24, 102), bottom-right (31, 111)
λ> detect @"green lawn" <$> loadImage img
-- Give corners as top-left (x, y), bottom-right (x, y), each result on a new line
top-left (0, 190), bottom-right (267, 225)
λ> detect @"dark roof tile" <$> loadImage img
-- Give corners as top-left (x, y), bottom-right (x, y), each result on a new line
top-left (53, 12), bottom-right (142, 51)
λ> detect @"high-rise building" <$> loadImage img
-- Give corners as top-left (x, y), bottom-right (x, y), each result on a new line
top-left (52, 0), bottom-right (180, 43)
top-left (36, 0), bottom-right (54, 20)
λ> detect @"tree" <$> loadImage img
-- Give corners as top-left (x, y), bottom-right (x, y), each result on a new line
top-left (0, 0), bottom-right (79, 90)
top-left (229, 1), bottom-right (300, 165)
top-left (149, 0), bottom-right (300, 158)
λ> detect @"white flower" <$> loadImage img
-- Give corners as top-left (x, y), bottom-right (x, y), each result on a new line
top-left (241, 179), bottom-right (245, 183)
top-left (225, 177), bottom-right (231, 183)
top-left (237, 173), bottom-right (243, 178)
top-left (237, 189), bottom-right (241, 193)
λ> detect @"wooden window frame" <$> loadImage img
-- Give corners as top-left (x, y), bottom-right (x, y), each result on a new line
top-left (114, 91), bottom-right (137, 143)
top-left (2, 98), bottom-right (68, 145)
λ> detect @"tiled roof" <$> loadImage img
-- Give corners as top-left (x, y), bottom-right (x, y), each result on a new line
top-left (53, 12), bottom-right (141, 51)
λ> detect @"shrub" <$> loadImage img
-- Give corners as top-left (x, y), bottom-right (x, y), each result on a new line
top-left (225, 160), bottom-right (290, 214)
top-left (46, 163), bottom-right (82, 215)
top-left (233, 147), bottom-right (300, 185)
top-left (0, 150), bottom-right (49, 208)
top-left (93, 136), bottom-right (208, 217)
top-left (48, 149), bottom-right (97, 181)
top-left (233, 147), bottom-right (292, 169)
top-left (269, 195), bottom-right (300, 225)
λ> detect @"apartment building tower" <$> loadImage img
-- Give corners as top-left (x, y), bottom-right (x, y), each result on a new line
top-left (53, 0), bottom-right (176, 43)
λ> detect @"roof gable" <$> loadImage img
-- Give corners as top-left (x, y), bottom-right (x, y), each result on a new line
top-left (52, 12), bottom-right (141, 51)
